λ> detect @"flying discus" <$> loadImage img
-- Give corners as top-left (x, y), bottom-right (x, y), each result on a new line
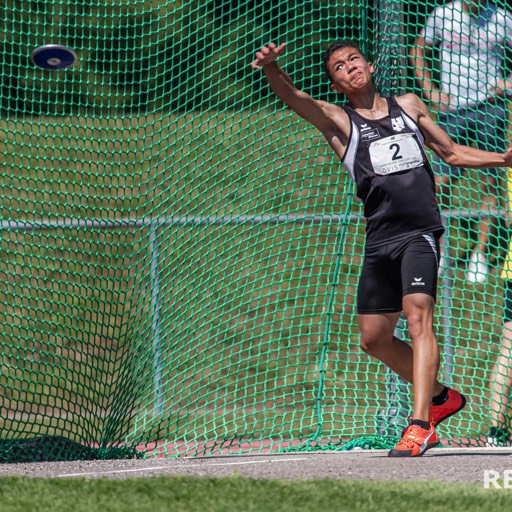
top-left (30, 45), bottom-right (77, 70)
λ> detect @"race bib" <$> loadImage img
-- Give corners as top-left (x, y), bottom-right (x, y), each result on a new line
top-left (369, 132), bottom-right (424, 175)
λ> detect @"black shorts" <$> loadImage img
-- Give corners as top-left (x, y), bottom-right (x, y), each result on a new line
top-left (357, 233), bottom-right (440, 314)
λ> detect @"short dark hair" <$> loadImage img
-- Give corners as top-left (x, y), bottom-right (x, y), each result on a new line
top-left (323, 40), bottom-right (366, 82)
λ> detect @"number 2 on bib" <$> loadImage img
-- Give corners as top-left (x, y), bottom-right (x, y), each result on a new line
top-left (369, 133), bottom-right (424, 175)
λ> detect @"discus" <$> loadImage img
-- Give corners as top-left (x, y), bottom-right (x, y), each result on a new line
top-left (30, 45), bottom-right (77, 70)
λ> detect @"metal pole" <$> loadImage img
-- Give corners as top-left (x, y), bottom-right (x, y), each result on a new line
top-left (374, 0), bottom-right (411, 436)
top-left (440, 214), bottom-right (455, 387)
top-left (374, 0), bottom-right (406, 96)
top-left (0, 208), bottom-right (501, 232)
top-left (149, 222), bottom-right (164, 414)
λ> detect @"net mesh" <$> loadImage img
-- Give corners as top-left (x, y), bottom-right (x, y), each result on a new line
top-left (0, 0), bottom-right (511, 462)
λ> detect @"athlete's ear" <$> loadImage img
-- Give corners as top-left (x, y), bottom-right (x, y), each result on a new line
top-left (368, 62), bottom-right (375, 74)
top-left (330, 83), bottom-right (343, 94)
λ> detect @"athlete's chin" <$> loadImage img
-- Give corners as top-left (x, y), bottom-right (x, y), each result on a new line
top-left (350, 76), bottom-right (371, 88)
top-left (346, 83), bottom-right (370, 94)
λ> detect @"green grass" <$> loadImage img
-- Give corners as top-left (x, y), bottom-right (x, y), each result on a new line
top-left (1, 476), bottom-right (512, 512)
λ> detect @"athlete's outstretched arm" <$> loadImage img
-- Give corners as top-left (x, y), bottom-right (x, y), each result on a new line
top-left (406, 94), bottom-right (512, 168)
top-left (251, 42), bottom-right (334, 133)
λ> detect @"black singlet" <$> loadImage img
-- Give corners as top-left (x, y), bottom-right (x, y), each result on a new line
top-left (341, 97), bottom-right (444, 248)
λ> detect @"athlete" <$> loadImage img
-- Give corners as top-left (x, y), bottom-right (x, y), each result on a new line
top-left (251, 40), bottom-right (512, 457)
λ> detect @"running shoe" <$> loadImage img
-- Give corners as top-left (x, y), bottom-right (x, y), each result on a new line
top-left (388, 423), bottom-right (439, 457)
top-left (430, 388), bottom-right (467, 427)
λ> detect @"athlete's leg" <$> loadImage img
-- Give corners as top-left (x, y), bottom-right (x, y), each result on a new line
top-left (358, 237), bottom-right (445, 399)
top-left (358, 311), bottom-right (408, 376)
top-left (402, 293), bottom-right (439, 422)
top-left (356, 244), bottom-right (413, 378)
top-left (358, 311), bottom-right (444, 398)
top-left (399, 233), bottom-right (446, 417)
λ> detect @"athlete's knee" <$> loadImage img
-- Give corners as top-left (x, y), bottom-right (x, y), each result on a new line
top-left (360, 332), bottom-right (389, 355)
top-left (358, 312), bottom-right (400, 355)
top-left (403, 309), bottom-right (434, 340)
top-left (360, 336), bottom-right (376, 355)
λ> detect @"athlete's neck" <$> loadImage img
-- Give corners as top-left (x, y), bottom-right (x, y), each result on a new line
top-left (347, 93), bottom-right (388, 119)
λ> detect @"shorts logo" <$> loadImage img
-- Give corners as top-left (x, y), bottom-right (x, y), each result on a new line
top-left (412, 277), bottom-right (425, 286)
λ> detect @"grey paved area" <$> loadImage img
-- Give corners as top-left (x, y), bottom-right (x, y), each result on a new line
top-left (0, 448), bottom-right (512, 483)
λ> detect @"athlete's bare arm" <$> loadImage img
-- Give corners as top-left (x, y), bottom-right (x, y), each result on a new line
top-left (251, 42), bottom-right (351, 160)
top-left (396, 93), bottom-right (512, 168)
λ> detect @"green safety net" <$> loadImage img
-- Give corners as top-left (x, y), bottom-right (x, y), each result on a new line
top-left (0, 0), bottom-right (511, 462)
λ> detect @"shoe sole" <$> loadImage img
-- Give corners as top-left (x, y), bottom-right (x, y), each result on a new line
top-left (432, 394), bottom-right (467, 427)
top-left (388, 440), bottom-right (440, 458)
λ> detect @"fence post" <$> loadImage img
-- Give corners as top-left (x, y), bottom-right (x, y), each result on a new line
top-left (149, 221), bottom-right (164, 414)
top-left (440, 213), bottom-right (455, 387)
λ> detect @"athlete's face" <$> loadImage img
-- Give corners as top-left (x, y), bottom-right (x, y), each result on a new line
top-left (327, 47), bottom-right (374, 95)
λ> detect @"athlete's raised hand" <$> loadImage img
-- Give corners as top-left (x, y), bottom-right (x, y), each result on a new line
top-left (251, 42), bottom-right (287, 70)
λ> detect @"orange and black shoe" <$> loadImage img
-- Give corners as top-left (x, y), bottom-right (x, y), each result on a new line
top-left (388, 423), bottom-right (440, 457)
top-left (430, 387), bottom-right (467, 427)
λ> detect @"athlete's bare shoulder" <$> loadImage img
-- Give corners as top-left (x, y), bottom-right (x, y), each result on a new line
top-left (314, 99), bottom-right (351, 137)
top-left (311, 99), bottom-right (351, 159)
top-left (327, 100), bottom-right (351, 125)
top-left (395, 93), bottom-right (428, 123)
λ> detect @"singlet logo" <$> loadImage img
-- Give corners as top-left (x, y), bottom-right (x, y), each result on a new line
top-left (360, 123), bottom-right (380, 141)
top-left (391, 117), bottom-right (405, 132)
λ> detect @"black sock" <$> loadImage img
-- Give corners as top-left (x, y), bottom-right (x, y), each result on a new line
top-left (432, 386), bottom-right (449, 405)
top-left (410, 419), bottom-right (431, 430)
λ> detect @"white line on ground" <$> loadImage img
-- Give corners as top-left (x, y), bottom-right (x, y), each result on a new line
top-left (54, 457), bottom-right (310, 478)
